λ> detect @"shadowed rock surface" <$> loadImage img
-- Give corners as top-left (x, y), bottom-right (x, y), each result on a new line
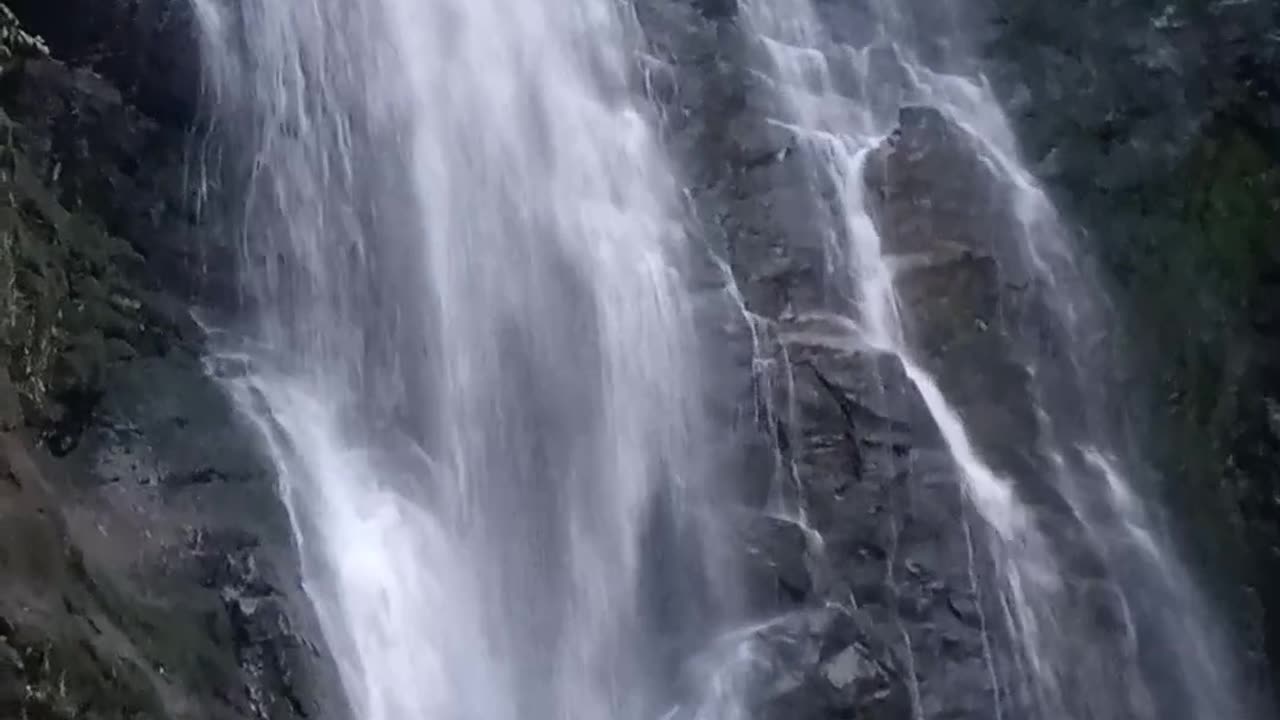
top-left (0, 6), bottom-right (345, 718)
top-left (982, 0), bottom-right (1280, 697)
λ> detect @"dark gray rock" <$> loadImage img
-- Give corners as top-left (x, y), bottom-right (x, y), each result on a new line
top-left (981, 0), bottom-right (1280, 702)
top-left (740, 514), bottom-right (818, 605)
top-left (863, 106), bottom-right (1044, 487)
top-left (0, 354), bottom-right (346, 720)
top-left (636, 6), bottom-right (1017, 716)
top-left (750, 608), bottom-right (909, 720)
top-left (57, 355), bottom-right (347, 720)
top-left (0, 56), bottom-right (241, 312)
top-left (0, 16), bottom-right (345, 720)
top-left (3, 0), bottom-right (202, 128)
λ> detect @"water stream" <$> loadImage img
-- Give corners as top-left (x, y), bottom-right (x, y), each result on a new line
top-left (191, 0), bottom-right (736, 718)
top-left (187, 0), bottom-right (1257, 717)
top-left (738, 0), bottom-right (1254, 718)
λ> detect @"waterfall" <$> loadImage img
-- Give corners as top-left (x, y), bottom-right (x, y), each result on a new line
top-left (182, 0), bottom-right (1262, 716)
top-left (735, 0), bottom-right (1257, 718)
top-left (189, 1), bottom-right (738, 718)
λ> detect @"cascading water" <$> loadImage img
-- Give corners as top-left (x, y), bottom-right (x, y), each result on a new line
top-left (189, 1), bottom-right (740, 718)
top-left (734, 0), bottom-right (1259, 718)
top-left (180, 0), bottom-right (1263, 716)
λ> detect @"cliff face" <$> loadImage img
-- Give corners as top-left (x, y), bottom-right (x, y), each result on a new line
top-left (982, 0), bottom-right (1280, 691)
top-left (0, 7), bottom-right (344, 719)
top-left (0, 0), bottom-right (1276, 718)
top-left (630, 5), bottom-right (1021, 716)
top-left (637, 0), bottom-right (1279, 715)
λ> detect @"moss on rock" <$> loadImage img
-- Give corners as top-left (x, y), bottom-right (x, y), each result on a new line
top-left (0, 117), bottom-right (150, 449)
top-left (985, 0), bottom-right (1280, 696)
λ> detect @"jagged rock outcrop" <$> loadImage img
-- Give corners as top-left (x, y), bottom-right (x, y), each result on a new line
top-left (0, 8), bottom-right (344, 719)
top-left (863, 106), bottom-right (1043, 485)
top-left (637, 4), bottom-right (1014, 717)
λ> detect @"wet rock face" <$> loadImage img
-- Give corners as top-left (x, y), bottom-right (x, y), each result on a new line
top-left (0, 15), bottom-right (345, 720)
top-left (710, 314), bottom-right (1011, 720)
top-left (64, 356), bottom-right (345, 720)
top-left (863, 106), bottom-right (1043, 484)
top-left (638, 4), bottom-right (1015, 717)
top-left (764, 326), bottom-right (1007, 720)
top-left (745, 608), bottom-right (909, 720)
top-left (983, 0), bottom-right (1280, 698)
top-left (1, 357), bottom-right (344, 720)
top-left (675, 0), bottom-right (1277, 710)
top-left (638, 1), bottom-right (1256, 716)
